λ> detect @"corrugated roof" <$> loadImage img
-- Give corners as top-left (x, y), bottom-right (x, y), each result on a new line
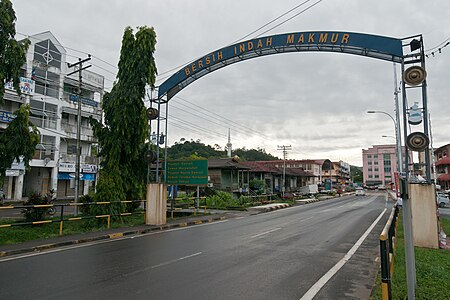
top-left (207, 158), bottom-right (251, 170)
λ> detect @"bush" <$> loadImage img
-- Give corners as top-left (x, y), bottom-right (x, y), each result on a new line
top-left (206, 191), bottom-right (240, 208)
top-left (22, 192), bottom-right (53, 222)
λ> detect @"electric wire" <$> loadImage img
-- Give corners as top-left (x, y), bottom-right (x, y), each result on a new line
top-left (155, 0), bottom-right (323, 82)
top-left (173, 95), bottom-right (271, 139)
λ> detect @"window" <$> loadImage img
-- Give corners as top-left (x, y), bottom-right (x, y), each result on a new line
top-left (67, 142), bottom-right (77, 155)
top-left (368, 161), bottom-right (372, 165)
top-left (374, 175), bottom-right (379, 178)
top-left (374, 168), bottom-right (379, 172)
top-left (383, 153), bottom-right (390, 159)
top-left (374, 155), bottom-right (378, 159)
top-left (368, 155), bottom-right (372, 158)
top-left (368, 168), bottom-right (372, 172)
top-left (374, 161), bottom-right (378, 165)
top-left (384, 167), bottom-right (391, 173)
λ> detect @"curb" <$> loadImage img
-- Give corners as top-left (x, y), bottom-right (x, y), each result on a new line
top-left (247, 203), bottom-right (291, 214)
top-left (0, 215), bottom-right (226, 258)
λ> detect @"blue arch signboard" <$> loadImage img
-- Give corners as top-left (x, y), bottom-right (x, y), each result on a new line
top-left (158, 31), bottom-right (403, 100)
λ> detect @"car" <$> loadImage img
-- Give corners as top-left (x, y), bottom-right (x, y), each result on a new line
top-left (355, 187), bottom-right (365, 196)
top-left (437, 192), bottom-right (449, 208)
top-left (377, 185), bottom-right (386, 190)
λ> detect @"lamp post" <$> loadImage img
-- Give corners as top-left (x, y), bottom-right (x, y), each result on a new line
top-left (367, 108), bottom-right (417, 296)
top-left (367, 111), bottom-right (403, 176)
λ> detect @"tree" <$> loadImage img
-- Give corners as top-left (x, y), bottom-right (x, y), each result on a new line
top-left (91, 26), bottom-right (157, 201)
top-left (233, 147), bottom-right (280, 161)
top-left (0, 0), bottom-right (30, 105)
top-left (0, 104), bottom-right (40, 176)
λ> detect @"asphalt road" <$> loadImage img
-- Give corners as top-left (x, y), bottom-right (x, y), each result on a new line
top-left (0, 194), bottom-right (390, 300)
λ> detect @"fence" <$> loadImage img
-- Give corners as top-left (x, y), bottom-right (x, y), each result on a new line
top-left (167, 197), bottom-right (208, 219)
top-left (0, 200), bottom-right (145, 236)
top-left (379, 206), bottom-right (400, 300)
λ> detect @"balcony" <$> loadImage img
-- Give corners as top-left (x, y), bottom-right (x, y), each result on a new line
top-left (61, 121), bottom-right (96, 142)
top-left (60, 153), bottom-right (98, 165)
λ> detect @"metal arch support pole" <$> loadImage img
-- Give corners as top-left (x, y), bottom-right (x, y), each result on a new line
top-left (147, 98), bottom-right (153, 185)
top-left (393, 63), bottom-right (403, 177)
top-left (155, 100), bottom-right (161, 183)
top-left (164, 100), bottom-right (169, 183)
top-left (420, 39), bottom-right (431, 181)
top-left (401, 59), bottom-right (417, 299)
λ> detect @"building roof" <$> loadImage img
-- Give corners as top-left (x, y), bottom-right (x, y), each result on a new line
top-left (207, 158), bottom-right (250, 170)
top-left (437, 173), bottom-right (450, 182)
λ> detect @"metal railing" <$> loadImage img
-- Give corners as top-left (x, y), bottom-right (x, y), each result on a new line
top-left (379, 206), bottom-right (400, 300)
top-left (0, 200), bottom-right (145, 236)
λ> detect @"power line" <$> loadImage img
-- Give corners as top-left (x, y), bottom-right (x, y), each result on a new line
top-left (156, 1), bottom-right (323, 83)
top-left (174, 95), bottom-right (271, 139)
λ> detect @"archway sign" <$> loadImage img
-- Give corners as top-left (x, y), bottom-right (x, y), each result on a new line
top-left (158, 31), bottom-right (403, 100)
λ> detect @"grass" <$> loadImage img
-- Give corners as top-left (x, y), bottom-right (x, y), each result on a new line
top-left (0, 213), bottom-right (146, 245)
top-left (371, 215), bottom-right (450, 299)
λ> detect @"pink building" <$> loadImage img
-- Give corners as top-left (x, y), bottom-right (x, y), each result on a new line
top-left (362, 144), bottom-right (405, 187)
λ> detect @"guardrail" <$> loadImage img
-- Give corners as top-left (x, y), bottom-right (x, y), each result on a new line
top-left (379, 206), bottom-right (399, 300)
top-left (0, 200), bottom-right (145, 236)
top-left (167, 197), bottom-right (207, 219)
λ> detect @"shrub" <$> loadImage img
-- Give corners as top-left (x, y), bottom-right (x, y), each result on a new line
top-left (206, 191), bottom-right (240, 208)
top-left (22, 192), bottom-right (53, 222)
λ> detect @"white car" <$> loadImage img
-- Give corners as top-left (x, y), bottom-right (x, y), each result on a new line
top-left (355, 187), bottom-right (365, 196)
top-left (437, 192), bottom-right (449, 208)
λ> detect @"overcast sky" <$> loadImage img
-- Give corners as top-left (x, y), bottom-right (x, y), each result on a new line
top-left (11, 0), bottom-right (450, 166)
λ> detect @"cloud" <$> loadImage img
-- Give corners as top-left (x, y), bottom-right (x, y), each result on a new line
top-left (11, 0), bottom-right (450, 166)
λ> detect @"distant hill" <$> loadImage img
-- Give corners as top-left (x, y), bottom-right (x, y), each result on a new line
top-left (166, 139), bottom-right (279, 161)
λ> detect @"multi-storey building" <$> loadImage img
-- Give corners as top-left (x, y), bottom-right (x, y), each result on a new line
top-left (434, 143), bottom-right (450, 190)
top-left (1, 31), bottom-right (103, 200)
top-left (362, 144), bottom-right (408, 187)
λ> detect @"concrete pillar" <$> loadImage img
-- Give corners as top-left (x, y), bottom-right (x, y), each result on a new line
top-left (146, 183), bottom-right (167, 225)
top-left (83, 180), bottom-right (90, 196)
top-left (409, 183), bottom-right (439, 249)
top-left (7, 176), bottom-right (14, 199)
top-left (51, 165), bottom-right (58, 192)
top-left (14, 173), bottom-right (24, 201)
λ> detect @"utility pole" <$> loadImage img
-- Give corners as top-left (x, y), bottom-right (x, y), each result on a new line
top-left (277, 145), bottom-right (292, 196)
top-left (67, 56), bottom-right (91, 215)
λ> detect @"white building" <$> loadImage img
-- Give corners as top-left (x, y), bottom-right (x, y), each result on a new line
top-left (1, 31), bottom-right (103, 200)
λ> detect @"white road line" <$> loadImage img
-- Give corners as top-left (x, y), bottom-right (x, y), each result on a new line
top-left (0, 220), bottom-right (228, 262)
top-left (299, 208), bottom-right (387, 300)
top-left (250, 227), bottom-right (282, 239)
top-left (150, 252), bottom-right (203, 269)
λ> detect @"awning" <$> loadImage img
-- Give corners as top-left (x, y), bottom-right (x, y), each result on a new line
top-left (435, 157), bottom-right (450, 166)
top-left (437, 174), bottom-right (450, 182)
top-left (58, 172), bottom-right (96, 181)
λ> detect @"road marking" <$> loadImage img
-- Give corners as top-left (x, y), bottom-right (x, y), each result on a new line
top-left (0, 220), bottom-right (228, 262)
top-left (150, 252), bottom-right (202, 269)
top-left (250, 227), bottom-right (281, 239)
top-left (299, 208), bottom-right (387, 300)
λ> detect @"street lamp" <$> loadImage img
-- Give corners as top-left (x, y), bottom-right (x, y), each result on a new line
top-left (368, 108), bottom-right (417, 296)
top-left (367, 110), bottom-right (403, 176)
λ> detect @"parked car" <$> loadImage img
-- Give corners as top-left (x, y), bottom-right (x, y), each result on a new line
top-left (355, 187), bottom-right (366, 196)
top-left (378, 185), bottom-right (386, 190)
top-left (437, 192), bottom-right (449, 208)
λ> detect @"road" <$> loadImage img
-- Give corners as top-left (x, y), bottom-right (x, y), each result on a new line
top-left (0, 193), bottom-right (390, 300)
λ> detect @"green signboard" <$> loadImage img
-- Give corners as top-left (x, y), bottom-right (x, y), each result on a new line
top-left (166, 160), bottom-right (208, 185)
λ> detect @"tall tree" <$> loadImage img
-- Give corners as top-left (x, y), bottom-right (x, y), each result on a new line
top-left (0, 0), bottom-right (30, 105)
top-left (91, 26), bottom-right (157, 201)
top-left (0, 104), bottom-right (40, 176)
